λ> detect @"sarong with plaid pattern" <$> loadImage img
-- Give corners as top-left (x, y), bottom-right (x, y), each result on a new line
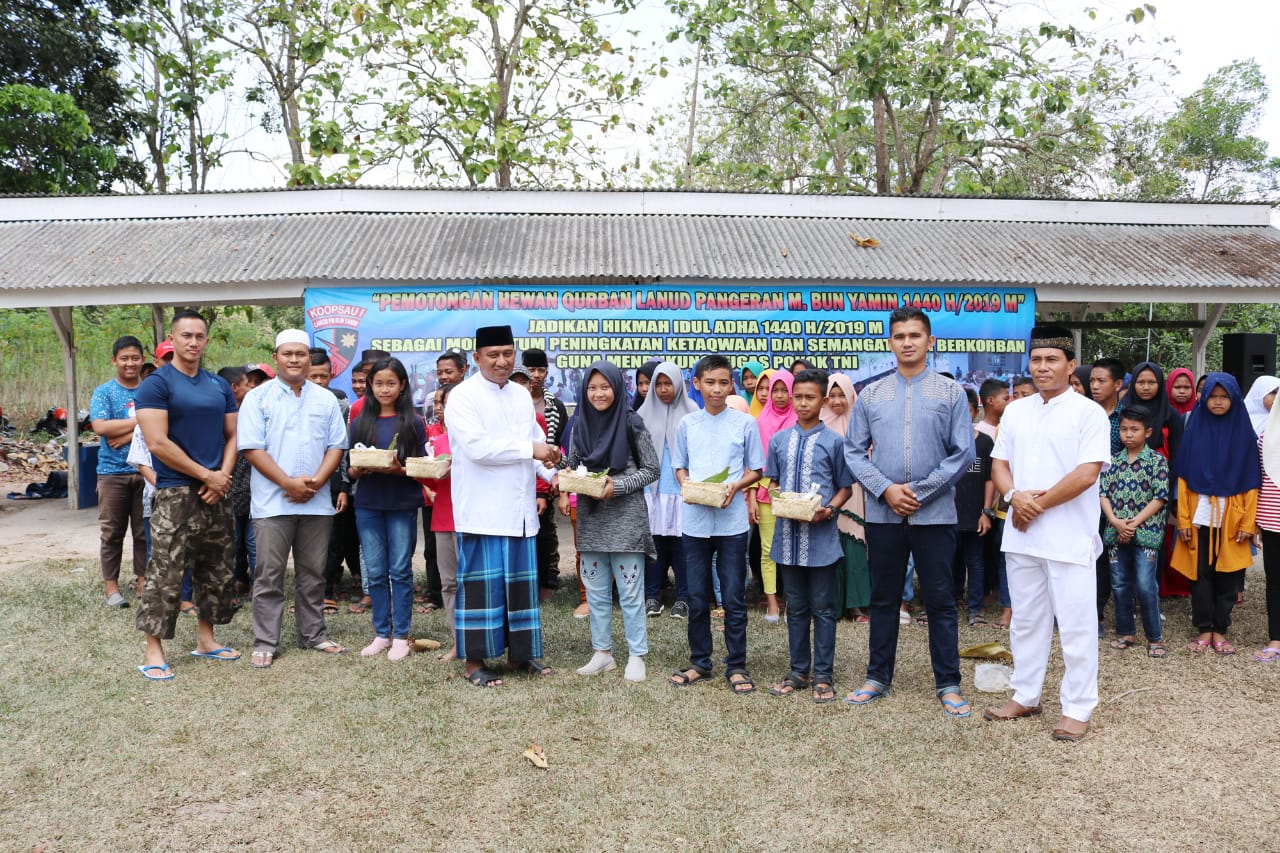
top-left (455, 533), bottom-right (542, 662)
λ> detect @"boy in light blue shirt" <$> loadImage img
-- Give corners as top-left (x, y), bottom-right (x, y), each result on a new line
top-left (669, 355), bottom-right (764, 693)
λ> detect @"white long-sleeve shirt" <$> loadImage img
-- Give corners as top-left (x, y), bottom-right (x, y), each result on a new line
top-left (445, 372), bottom-right (552, 537)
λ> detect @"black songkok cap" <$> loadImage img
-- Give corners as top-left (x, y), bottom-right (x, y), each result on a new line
top-left (475, 325), bottom-right (514, 349)
top-left (522, 348), bottom-right (549, 368)
top-left (1028, 324), bottom-right (1075, 360)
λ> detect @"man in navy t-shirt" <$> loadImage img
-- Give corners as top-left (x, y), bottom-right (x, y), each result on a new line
top-left (133, 310), bottom-right (242, 681)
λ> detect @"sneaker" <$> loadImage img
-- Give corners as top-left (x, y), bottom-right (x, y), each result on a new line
top-left (105, 592), bottom-right (130, 608)
top-left (645, 598), bottom-right (663, 617)
top-left (670, 600), bottom-right (689, 620)
top-left (576, 651), bottom-right (616, 676)
top-left (573, 602), bottom-right (590, 619)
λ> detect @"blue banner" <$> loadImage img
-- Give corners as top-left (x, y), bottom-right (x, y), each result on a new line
top-left (305, 284), bottom-right (1036, 407)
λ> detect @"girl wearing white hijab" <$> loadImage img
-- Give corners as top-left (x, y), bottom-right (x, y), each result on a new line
top-left (1255, 396), bottom-right (1280, 661)
top-left (636, 362), bottom-right (701, 618)
top-left (1243, 375), bottom-right (1280, 436)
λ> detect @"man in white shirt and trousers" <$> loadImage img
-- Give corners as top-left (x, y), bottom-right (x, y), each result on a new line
top-left (986, 324), bottom-right (1111, 742)
top-left (239, 329), bottom-right (349, 667)
top-left (445, 325), bottom-right (562, 687)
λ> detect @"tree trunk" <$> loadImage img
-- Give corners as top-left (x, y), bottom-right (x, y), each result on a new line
top-left (682, 42), bottom-right (702, 187)
top-left (873, 96), bottom-right (889, 193)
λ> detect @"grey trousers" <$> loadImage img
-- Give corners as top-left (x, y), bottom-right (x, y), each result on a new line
top-left (435, 531), bottom-right (459, 647)
top-left (252, 515), bottom-right (333, 654)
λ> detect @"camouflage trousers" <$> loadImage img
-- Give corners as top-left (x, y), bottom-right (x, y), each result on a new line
top-left (135, 486), bottom-right (237, 640)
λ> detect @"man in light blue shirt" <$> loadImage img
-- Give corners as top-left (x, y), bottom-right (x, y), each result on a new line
top-left (239, 329), bottom-right (348, 667)
top-left (844, 308), bottom-right (976, 717)
top-left (670, 355), bottom-right (764, 693)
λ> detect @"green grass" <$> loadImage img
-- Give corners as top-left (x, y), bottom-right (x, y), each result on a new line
top-left (0, 305), bottom-right (302, 431)
top-left (2, 557), bottom-right (1277, 851)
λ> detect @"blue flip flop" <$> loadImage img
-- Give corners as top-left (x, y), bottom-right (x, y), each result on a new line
top-left (189, 646), bottom-right (241, 662)
top-left (137, 663), bottom-right (174, 681)
top-left (844, 685), bottom-right (890, 706)
top-left (941, 694), bottom-right (973, 718)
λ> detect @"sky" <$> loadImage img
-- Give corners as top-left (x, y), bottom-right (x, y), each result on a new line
top-left (204, 0), bottom-right (1280, 193)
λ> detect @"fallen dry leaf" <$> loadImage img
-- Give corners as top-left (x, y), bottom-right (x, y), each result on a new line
top-left (849, 232), bottom-right (880, 248)
top-left (411, 638), bottom-right (442, 652)
top-left (523, 743), bottom-right (548, 769)
top-left (959, 642), bottom-right (1013, 663)
top-left (780, 246), bottom-right (789, 257)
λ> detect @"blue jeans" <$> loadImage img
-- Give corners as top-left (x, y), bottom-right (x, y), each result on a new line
top-left (580, 551), bottom-right (648, 656)
top-left (645, 535), bottom-right (688, 602)
top-left (1108, 543), bottom-right (1162, 641)
top-left (993, 520), bottom-right (1010, 609)
top-left (953, 530), bottom-right (986, 612)
top-left (779, 562), bottom-right (838, 683)
top-left (356, 508), bottom-right (418, 639)
top-left (684, 532), bottom-right (749, 675)
top-left (866, 522), bottom-right (961, 693)
top-left (235, 513), bottom-right (257, 580)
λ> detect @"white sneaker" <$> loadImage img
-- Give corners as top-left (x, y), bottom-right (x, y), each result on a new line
top-left (624, 655), bottom-right (646, 682)
top-left (576, 651), bottom-right (616, 676)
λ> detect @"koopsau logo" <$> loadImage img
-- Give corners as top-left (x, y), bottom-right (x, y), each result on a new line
top-left (306, 304), bottom-right (367, 376)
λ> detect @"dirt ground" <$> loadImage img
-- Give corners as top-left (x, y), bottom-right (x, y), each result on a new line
top-left (0, 495), bottom-right (101, 574)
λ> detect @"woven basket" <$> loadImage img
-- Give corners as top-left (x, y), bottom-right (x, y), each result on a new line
top-left (682, 480), bottom-right (729, 507)
top-left (558, 469), bottom-right (609, 498)
top-left (349, 447), bottom-right (395, 469)
top-left (771, 491), bottom-right (821, 522)
top-left (405, 456), bottom-right (450, 479)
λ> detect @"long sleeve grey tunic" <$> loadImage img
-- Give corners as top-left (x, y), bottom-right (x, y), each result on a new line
top-left (565, 414), bottom-right (660, 559)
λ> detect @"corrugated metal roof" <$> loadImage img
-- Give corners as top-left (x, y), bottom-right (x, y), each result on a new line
top-left (2, 212), bottom-right (1279, 295)
top-left (3, 183), bottom-right (1273, 203)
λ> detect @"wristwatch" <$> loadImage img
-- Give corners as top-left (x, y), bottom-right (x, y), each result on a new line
top-left (1002, 488), bottom-right (1017, 505)
top-left (981, 507), bottom-right (996, 520)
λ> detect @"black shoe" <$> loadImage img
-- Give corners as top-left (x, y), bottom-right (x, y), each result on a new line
top-left (670, 600), bottom-right (690, 620)
top-left (645, 598), bottom-right (663, 617)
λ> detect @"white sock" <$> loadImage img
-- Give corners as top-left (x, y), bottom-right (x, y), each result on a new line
top-left (624, 655), bottom-right (646, 682)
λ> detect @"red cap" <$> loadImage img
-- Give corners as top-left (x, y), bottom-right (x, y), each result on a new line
top-left (155, 341), bottom-right (175, 359)
top-left (245, 363), bottom-right (276, 379)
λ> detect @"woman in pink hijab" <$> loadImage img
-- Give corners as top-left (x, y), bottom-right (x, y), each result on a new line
top-left (749, 369), bottom-right (796, 622)
top-left (820, 373), bottom-right (870, 621)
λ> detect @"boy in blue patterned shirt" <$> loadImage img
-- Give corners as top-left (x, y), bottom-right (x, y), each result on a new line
top-left (764, 370), bottom-right (853, 703)
top-left (1100, 405), bottom-right (1169, 657)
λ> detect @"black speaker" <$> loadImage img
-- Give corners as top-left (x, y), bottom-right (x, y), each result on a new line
top-left (1221, 333), bottom-right (1276, 392)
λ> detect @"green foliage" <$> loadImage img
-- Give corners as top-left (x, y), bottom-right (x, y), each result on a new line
top-left (0, 304), bottom-right (302, 430)
top-left (313, 0), bottom-right (665, 187)
top-left (1048, 302), bottom-right (1280, 374)
top-left (662, 0), bottom-right (1162, 195)
top-left (1111, 60), bottom-right (1280, 201)
top-left (0, 85), bottom-right (118, 193)
top-left (0, 0), bottom-right (146, 189)
top-left (115, 0), bottom-right (239, 192)
top-left (1161, 60), bottom-right (1280, 200)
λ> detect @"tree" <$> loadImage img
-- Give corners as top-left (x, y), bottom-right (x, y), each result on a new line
top-left (1160, 60), bottom-right (1280, 200)
top-left (0, 0), bottom-right (146, 188)
top-left (1109, 60), bottom-right (1280, 201)
top-left (117, 0), bottom-right (238, 192)
top-left (344, 0), bottom-right (662, 187)
top-left (665, 0), bottom-right (1161, 194)
top-left (202, 0), bottom-right (358, 185)
top-left (0, 85), bottom-right (118, 193)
